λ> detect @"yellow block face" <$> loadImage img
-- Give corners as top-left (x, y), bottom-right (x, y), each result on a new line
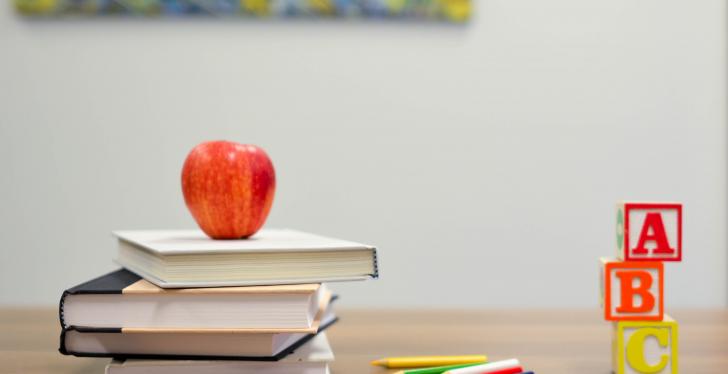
top-left (613, 318), bottom-right (678, 374)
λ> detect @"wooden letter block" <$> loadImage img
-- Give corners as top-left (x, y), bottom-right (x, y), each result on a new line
top-left (616, 202), bottom-right (682, 262)
top-left (601, 258), bottom-right (663, 321)
top-left (613, 316), bottom-right (678, 374)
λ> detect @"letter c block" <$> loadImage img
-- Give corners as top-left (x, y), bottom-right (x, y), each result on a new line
top-left (613, 317), bottom-right (678, 374)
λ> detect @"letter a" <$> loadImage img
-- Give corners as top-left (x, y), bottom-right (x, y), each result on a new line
top-left (632, 213), bottom-right (675, 255)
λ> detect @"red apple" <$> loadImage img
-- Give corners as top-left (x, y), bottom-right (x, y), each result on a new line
top-left (181, 141), bottom-right (276, 239)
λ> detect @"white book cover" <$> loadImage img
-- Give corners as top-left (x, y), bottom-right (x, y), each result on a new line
top-left (113, 229), bottom-right (374, 255)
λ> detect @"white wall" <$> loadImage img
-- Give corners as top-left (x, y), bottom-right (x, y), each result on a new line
top-left (0, 0), bottom-right (725, 307)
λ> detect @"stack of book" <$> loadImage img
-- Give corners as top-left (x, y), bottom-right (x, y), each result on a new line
top-left (58, 229), bottom-right (379, 373)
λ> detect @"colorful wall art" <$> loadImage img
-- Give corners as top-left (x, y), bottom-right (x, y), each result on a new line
top-left (15, 0), bottom-right (471, 22)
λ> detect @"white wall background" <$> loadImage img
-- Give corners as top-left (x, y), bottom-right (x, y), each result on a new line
top-left (0, 0), bottom-right (725, 307)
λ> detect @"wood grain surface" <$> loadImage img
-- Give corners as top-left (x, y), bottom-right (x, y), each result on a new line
top-left (1, 308), bottom-right (726, 373)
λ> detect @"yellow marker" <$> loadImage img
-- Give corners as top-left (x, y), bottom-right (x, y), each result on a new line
top-left (370, 355), bottom-right (487, 369)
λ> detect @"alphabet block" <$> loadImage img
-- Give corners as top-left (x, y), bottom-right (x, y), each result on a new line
top-left (601, 258), bottom-right (663, 321)
top-left (612, 316), bottom-right (678, 374)
top-left (616, 202), bottom-right (682, 262)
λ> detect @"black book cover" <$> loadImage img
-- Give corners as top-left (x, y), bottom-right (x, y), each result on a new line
top-left (58, 316), bottom-right (339, 361)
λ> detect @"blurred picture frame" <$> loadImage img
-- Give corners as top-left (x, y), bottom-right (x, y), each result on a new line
top-left (15, 0), bottom-right (471, 22)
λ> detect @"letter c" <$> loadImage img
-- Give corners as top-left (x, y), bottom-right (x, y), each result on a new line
top-left (626, 327), bottom-right (669, 373)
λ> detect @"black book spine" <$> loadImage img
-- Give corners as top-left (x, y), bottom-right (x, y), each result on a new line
top-left (58, 269), bottom-right (141, 328)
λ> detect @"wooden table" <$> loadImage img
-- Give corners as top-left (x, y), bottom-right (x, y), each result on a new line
top-left (1, 308), bottom-right (726, 373)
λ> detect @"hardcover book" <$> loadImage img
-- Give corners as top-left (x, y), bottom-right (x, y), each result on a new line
top-left (60, 310), bottom-right (338, 360)
top-left (59, 269), bottom-right (331, 330)
top-left (104, 332), bottom-right (335, 374)
top-left (113, 229), bottom-right (379, 288)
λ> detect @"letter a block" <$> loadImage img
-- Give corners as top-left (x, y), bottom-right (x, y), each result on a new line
top-left (616, 202), bottom-right (682, 262)
top-left (613, 316), bottom-right (678, 374)
top-left (601, 258), bottom-right (663, 321)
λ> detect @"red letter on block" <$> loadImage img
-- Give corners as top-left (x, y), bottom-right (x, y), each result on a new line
top-left (633, 213), bottom-right (675, 256)
top-left (617, 202), bottom-right (682, 262)
top-left (602, 259), bottom-right (664, 321)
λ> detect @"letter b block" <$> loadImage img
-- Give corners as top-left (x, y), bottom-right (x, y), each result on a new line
top-left (601, 258), bottom-right (663, 321)
top-left (613, 317), bottom-right (678, 374)
top-left (616, 202), bottom-right (682, 262)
